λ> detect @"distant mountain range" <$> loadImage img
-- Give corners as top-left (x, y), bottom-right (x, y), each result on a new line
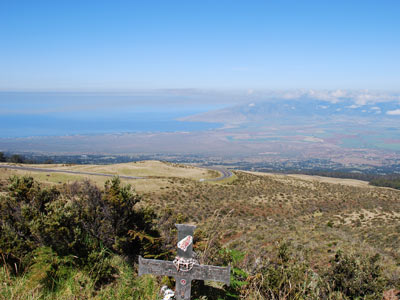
top-left (180, 98), bottom-right (400, 126)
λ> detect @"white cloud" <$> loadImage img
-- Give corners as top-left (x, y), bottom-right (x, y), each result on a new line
top-left (263, 89), bottom-right (400, 106)
top-left (248, 103), bottom-right (255, 107)
top-left (371, 106), bottom-right (380, 110)
top-left (332, 89), bottom-right (346, 98)
top-left (387, 109), bottom-right (400, 115)
top-left (305, 89), bottom-right (341, 103)
top-left (346, 104), bottom-right (359, 109)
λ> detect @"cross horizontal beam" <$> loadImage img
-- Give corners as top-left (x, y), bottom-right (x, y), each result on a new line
top-left (139, 256), bottom-right (230, 285)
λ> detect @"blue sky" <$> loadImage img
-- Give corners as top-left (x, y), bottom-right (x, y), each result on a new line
top-left (1, 0), bottom-right (399, 90)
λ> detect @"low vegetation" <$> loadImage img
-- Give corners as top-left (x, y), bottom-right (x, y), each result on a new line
top-left (0, 176), bottom-right (164, 298)
top-left (1, 162), bottom-right (400, 299)
top-left (370, 177), bottom-right (400, 190)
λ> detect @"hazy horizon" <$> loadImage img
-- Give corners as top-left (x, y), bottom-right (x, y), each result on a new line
top-left (1, 1), bottom-right (399, 163)
top-left (1, 89), bottom-right (399, 137)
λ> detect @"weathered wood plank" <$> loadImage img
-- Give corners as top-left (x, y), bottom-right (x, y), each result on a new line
top-left (138, 257), bottom-right (177, 277)
top-left (191, 264), bottom-right (231, 285)
top-left (139, 256), bottom-right (230, 285)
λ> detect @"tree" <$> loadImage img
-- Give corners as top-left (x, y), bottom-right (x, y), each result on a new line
top-left (0, 152), bottom-right (5, 162)
top-left (9, 154), bottom-right (25, 163)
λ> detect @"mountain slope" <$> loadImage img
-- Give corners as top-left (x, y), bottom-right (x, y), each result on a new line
top-left (180, 98), bottom-right (400, 125)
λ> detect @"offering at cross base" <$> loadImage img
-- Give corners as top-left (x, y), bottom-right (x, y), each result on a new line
top-left (160, 286), bottom-right (175, 300)
top-left (138, 224), bottom-right (230, 300)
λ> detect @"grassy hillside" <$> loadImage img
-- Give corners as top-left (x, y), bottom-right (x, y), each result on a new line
top-left (0, 161), bottom-right (218, 192)
top-left (1, 161), bottom-right (400, 299)
top-left (144, 169), bottom-right (400, 266)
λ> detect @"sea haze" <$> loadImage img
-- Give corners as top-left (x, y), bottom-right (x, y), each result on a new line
top-left (0, 92), bottom-right (224, 137)
top-left (1, 90), bottom-right (400, 169)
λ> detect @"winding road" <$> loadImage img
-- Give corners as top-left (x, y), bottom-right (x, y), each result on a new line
top-left (0, 164), bottom-right (233, 182)
top-left (202, 166), bottom-right (233, 182)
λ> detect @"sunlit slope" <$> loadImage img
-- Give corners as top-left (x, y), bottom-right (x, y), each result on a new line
top-left (1, 161), bottom-right (400, 270)
top-left (245, 171), bottom-right (372, 188)
top-left (2, 160), bottom-right (211, 178)
top-left (139, 169), bottom-right (399, 270)
top-left (0, 161), bottom-right (218, 193)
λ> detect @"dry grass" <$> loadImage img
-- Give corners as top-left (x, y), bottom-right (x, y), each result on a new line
top-left (0, 161), bottom-right (220, 193)
top-left (1, 161), bottom-right (400, 275)
top-left (0, 161), bottom-right (213, 180)
top-left (245, 170), bottom-right (371, 188)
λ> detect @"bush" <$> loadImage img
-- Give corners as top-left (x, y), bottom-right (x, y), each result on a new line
top-left (0, 176), bottom-right (60, 271)
top-left (84, 246), bottom-right (115, 286)
top-left (0, 176), bottom-right (161, 286)
top-left (221, 249), bottom-right (248, 299)
top-left (9, 154), bottom-right (25, 164)
top-left (0, 152), bottom-right (5, 162)
top-left (30, 197), bottom-right (90, 258)
top-left (241, 243), bottom-right (389, 300)
top-left (326, 250), bottom-right (387, 299)
top-left (256, 242), bottom-right (320, 299)
top-left (68, 177), bottom-right (161, 259)
top-left (28, 246), bottom-right (75, 291)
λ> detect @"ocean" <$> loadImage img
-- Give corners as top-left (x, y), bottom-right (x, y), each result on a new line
top-left (0, 92), bottom-right (222, 137)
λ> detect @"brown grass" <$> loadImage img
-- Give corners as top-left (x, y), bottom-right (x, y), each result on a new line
top-left (1, 161), bottom-right (400, 274)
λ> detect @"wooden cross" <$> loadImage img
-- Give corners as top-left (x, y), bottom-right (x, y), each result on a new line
top-left (138, 224), bottom-right (230, 300)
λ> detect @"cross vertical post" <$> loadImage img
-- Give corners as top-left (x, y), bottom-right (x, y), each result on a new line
top-left (175, 224), bottom-right (195, 299)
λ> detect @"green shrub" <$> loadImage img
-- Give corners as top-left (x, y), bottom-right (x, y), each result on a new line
top-left (28, 246), bottom-right (75, 291)
top-left (69, 177), bottom-right (161, 259)
top-left (0, 176), bottom-right (59, 272)
top-left (7, 176), bottom-right (36, 203)
top-left (258, 243), bottom-right (320, 299)
top-left (31, 198), bottom-right (90, 258)
top-left (0, 176), bottom-right (161, 287)
top-left (84, 246), bottom-right (115, 286)
top-left (224, 249), bottom-right (248, 299)
top-left (326, 250), bottom-right (386, 299)
top-left (240, 243), bottom-right (388, 299)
